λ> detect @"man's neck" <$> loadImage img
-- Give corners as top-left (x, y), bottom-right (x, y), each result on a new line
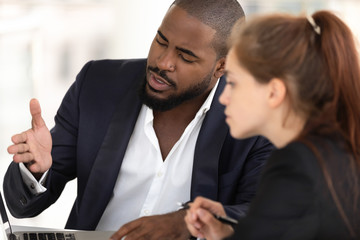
top-left (153, 92), bottom-right (210, 160)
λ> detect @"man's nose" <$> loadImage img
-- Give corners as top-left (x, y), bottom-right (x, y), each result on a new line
top-left (156, 50), bottom-right (176, 72)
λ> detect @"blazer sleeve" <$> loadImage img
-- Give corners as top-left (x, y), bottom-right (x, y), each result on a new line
top-left (2, 61), bottom-right (92, 218)
top-left (222, 136), bottom-right (274, 219)
top-left (228, 142), bottom-right (320, 240)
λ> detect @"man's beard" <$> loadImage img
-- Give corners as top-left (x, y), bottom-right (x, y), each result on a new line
top-left (138, 66), bottom-right (213, 112)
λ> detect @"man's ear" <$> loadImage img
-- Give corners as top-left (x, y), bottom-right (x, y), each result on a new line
top-left (268, 78), bottom-right (286, 108)
top-left (214, 57), bottom-right (226, 78)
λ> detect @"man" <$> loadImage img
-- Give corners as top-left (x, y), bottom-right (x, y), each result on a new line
top-left (4, 0), bottom-right (274, 239)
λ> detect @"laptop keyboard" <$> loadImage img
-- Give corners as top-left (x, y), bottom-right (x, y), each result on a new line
top-left (22, 233), bottom-right (76, 240)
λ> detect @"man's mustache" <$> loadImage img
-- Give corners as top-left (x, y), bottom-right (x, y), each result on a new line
top-left (147, 66), bottom-right (176, 86)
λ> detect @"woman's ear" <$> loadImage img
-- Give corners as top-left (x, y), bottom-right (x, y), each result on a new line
top-left (214, 57), bottom-right (226, 78)
top-left (268, 78), bottom-right (286, 108)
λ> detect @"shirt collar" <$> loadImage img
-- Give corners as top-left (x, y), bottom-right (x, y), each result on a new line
top-left (199, 78), bottom-right (219, 116)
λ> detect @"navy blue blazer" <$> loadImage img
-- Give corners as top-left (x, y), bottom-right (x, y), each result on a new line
top-left (3, 59), bottom-right (273, 230)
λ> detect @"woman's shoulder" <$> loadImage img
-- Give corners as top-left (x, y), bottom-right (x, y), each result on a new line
top-left (266, 139), bottom-right (319, 173)
top-left (266, 135), bottom-right (349, 180)
top-left (272, 135), bottom-right (346, 164)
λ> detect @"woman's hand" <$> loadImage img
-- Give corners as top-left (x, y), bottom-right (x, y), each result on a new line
top-left (184, 196), bottom-right (235, 240)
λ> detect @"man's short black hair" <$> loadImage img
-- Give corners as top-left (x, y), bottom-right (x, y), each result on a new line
top-left (172, 0), bottom-right (245, 59)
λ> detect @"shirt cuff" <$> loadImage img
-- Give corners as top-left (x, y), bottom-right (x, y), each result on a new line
top-left (19, 162), bottom-right (48, 195)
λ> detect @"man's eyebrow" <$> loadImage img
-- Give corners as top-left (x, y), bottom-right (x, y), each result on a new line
top-left (157, 30), bottom-right (200, 59)
top-left (176, 47), bottom-right (199, 59)
top-left (157, 30), bottom-right (168, 43)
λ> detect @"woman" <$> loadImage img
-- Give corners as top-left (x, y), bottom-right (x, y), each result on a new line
top-left (185, 10), bottom-right (360, 240)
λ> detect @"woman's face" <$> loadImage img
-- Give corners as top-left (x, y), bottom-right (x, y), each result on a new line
top-left (219, 48), bottom-right (270, 139)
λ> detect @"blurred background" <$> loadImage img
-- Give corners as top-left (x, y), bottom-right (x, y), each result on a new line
top-left (0, 0), bottom-right (359, 229)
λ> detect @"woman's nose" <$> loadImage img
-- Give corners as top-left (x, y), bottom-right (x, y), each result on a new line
top-left (219, 85), bottom-right (231, 106)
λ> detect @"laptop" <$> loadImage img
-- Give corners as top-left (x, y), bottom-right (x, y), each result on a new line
top-left (0, 191), bottom-right (114, 240)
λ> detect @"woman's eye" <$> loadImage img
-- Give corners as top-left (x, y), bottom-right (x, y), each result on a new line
top-left (227, 81), bottom-right (236, 87)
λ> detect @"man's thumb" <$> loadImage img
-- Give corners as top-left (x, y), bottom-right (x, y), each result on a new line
top-left (30, 98), bottom-right (46, 129)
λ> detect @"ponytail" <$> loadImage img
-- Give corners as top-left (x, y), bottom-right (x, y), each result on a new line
top-left (312, 11), bottom-right (360, 158)
top-left (303, 11), bottom-right (360, 237)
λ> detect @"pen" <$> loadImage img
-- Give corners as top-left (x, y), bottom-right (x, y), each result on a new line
top-left (178, 202), bottom-right (238, 226)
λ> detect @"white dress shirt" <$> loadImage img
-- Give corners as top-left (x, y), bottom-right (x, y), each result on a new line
top-left (96, 81), bottom-right (218, 230)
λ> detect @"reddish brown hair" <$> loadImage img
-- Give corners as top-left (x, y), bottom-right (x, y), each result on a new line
top-left (231, 11), bottom-right (360, 236)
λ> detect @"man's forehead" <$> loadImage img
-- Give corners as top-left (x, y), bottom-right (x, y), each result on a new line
top-left (159, 6), bottom-right (216, 54)
top-left (164, 5), bottom-right (216, 33)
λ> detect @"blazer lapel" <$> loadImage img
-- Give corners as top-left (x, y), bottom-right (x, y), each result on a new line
top-left (191, 78), bottom-right (228, 200)
top-left (77, 77), bottom-right (143, 229)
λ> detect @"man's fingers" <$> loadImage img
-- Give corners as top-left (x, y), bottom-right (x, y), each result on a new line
top-left (30, 98), bottom-right (46, 130)
top-left (113, 229), bottom-right (145, 240)
top-left (13, 152), bottom-right (34, 163)
top-left (111, 222), bottom-right (137, 240)
top-left (10, 132), bottom-right (28, 144)
top-left (7, 143), bottom-right (30, 154)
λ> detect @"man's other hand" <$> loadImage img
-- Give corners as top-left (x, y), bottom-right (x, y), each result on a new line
top-left (110, 210), bottom-right (190, 240)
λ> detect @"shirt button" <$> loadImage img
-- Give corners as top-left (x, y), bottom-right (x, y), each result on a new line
top-left (157, 172), bottom-right (163, 177)
top-left (144, 210), bottom-right (150, 215)
top-left (20, 196), bottom-right (27, 205)
top-left (30, 183), bottom-right (35, 189)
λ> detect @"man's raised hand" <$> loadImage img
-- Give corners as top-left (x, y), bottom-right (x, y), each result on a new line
top-left (7, 98), bottom-right (52, 175)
